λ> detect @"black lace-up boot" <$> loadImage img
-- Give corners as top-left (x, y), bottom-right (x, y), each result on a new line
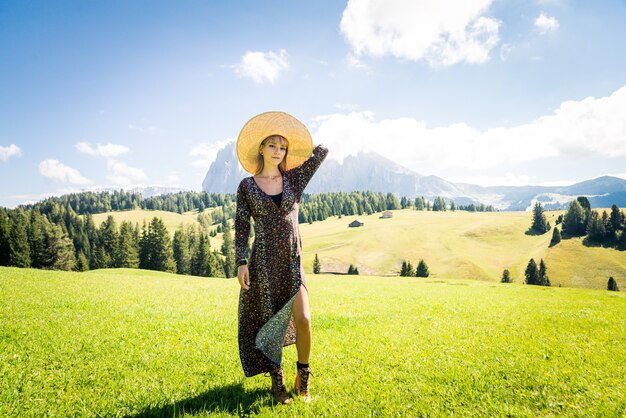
top-left (269, 368), bottom-right (291, 404)
top-left (294, 366), bottom-right (312, 403)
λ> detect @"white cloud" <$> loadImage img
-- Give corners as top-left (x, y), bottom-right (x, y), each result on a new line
top-left (311, 85), bottom-right (626, 173)
top-left (0, 144), bottom-right (22, 162)
top-left (340, 0), bottom-right (500, 67)
top-left (76, 142), bottom-right (130, 157)
top-left (447, 173), bottom-right (536, 187)
top-left (234, 49), bottom-right (289, 84)
top-left (39, 159), bottom-right (92, 185)
top-left (106, 159), bottom-right (147, 186)
top-left (535, 13), bottom-right (559, 34)
top-left (190, 139), bottom-right (233, 168)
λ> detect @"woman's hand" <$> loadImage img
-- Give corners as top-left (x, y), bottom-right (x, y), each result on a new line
top-left (238, 265), bottom-right (250, 290)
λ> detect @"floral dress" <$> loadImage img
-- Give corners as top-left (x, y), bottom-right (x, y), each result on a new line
top-left (235, 145), bottom-right (328, 377)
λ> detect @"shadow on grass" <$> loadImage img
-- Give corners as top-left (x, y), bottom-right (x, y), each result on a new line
top-left (128, 383), bottom-right (270, 417)
top-left (524, 228), bottom-right (548, 236)
top-left (582, 236), bottom-right (625, 251)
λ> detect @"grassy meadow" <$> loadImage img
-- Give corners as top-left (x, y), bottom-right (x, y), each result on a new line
top-left (299, 209), bottom-right (626, 290)
top-left (1, 266), bottom-right (625, 417)
top-left (87, 207), bottom-right (626, 290)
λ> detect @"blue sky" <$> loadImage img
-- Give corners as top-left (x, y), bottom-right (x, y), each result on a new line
top-left (2, 0), bottom-right (626, 208)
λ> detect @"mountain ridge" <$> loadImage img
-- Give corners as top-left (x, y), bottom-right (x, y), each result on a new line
top-left (201, 142), bottom-right (626, 210)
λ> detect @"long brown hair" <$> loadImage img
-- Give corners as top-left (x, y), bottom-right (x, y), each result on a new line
top-left (254, 135), bottom-right (289, 175)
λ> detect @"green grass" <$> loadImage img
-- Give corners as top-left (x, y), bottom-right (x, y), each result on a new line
top-left (299, 209), bottom-right (626, 290)
top-left (1, 266), bottom-right (625, 417)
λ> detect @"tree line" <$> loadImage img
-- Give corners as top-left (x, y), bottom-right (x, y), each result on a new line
top-left (533, 197), bottom-right (626, 250)
top-left (22, 190), bottom-right (236, 216)
top-left (0, 205), bottom-right (233, 278)
top-left (19, 189), bottom-right (496, 224)
top-left (403, 196), bottom-right (495, 212)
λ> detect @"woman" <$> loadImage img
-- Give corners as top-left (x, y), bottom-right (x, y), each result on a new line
top-left (235, 111), bottom-right (328, 404)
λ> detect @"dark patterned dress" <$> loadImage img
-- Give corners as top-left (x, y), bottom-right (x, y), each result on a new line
top-left (235, 144), bottom-right (328, 377)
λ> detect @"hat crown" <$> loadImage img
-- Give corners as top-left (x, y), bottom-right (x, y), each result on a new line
top-left (236, 111), bottom-right (313, 174)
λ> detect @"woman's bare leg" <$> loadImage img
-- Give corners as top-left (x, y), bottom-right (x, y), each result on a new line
top-left (291, 285), bottom-right (311, 363)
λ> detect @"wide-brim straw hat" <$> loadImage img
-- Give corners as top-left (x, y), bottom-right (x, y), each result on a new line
top-left (236, 111), bottom-right (313, 174)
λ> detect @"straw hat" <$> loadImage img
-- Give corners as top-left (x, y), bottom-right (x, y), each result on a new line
top-left (236, 111), bottom-right (313, 174)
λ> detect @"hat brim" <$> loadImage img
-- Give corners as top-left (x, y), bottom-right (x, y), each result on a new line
top-left (236, 111), bottom-right (313, 174)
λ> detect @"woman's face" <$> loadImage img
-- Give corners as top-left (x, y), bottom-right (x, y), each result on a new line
top-left (261, 136), bottom-right (288, 166)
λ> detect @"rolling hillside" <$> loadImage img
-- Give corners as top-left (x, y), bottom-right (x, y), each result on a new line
top-left (87, 208), bottom-right (625, 290)
top-left (299, 209), bottom-right (626, 290)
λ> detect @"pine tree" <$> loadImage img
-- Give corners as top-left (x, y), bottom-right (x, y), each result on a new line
top-left (9, 210), bottom-right (31, 267)
top-left (348, 264), bottom-right (359, 275)
top-left (524, 258), bottom-right (539, 285)
top-left (385, 193), bottom-right (400, 210)
top-left (501, 269), bottom-right (512, 283)
top-left (550, 227), bottom-right (561, 247)
top-left (432, 196), bottom-right (447, 212)
top-left (400, 260), bottom-right (408, 276)
top-left (220, 220), bottom-right (236, 278)
top-left (147, 217), bottom-right (176, 273)
top-left (139, 220), bottom-right (150, 269)
top-left (0, 209), bottom-right (11, 266)
top-left (313, 253), bottom-right (321, 274)
top-left (191, 233), bottom-right (212, 277)
top-left (586, 210), bottom-right (605, 242)
top-left (562, 200), bottom-right (587, 237)
top-left (75, 250), bottom-right (89, 272)
top-left (601, 210), bottom-right (610, 239)
top-left (531, 202), bottom-right (549, 234)
top-left (47, 224), bottom-right (76, 271)
top-left (609, 205), bottom-right (622, 238)
top-left (84, 213), bottom-right (97, 263)
top-left (414, 197), bottom-right (425, 211)
top-left (28, 211), bottom-right (47, 268)
top-left (173, 227), bottom-right (191, 275)
top-left (407, 261), bottom-right (414, 276)
top-left (576, 196), bottom-right (591, 212)
top-left (415, 259), bottom-right (429, 277)
top-left (607, 277), bottom-right (619, 291)
top-left (98, 215), bottom-right (118, 268)
top-left (538, 259), bottom-right (550, 286)
top-left (115, 221), bottom-right (139, 268)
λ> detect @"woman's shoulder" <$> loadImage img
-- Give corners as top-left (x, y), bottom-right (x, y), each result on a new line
top-left (237, 176), bottom-right (254, 190)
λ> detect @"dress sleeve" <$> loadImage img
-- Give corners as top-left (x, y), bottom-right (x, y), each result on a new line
top-left (290, 144), bottom-right (328, 200)
top-left (235, 179), bottom-right (251, 261)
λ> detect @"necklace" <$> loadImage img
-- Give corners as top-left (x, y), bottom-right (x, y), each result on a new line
top-left (256, 174), bottom-right (281, 182)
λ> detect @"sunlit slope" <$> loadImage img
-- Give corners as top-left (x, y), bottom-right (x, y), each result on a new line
top-left (87, 208), bottom-right (625, 290)
top-left (300, 209), bottom-right (626, 290)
